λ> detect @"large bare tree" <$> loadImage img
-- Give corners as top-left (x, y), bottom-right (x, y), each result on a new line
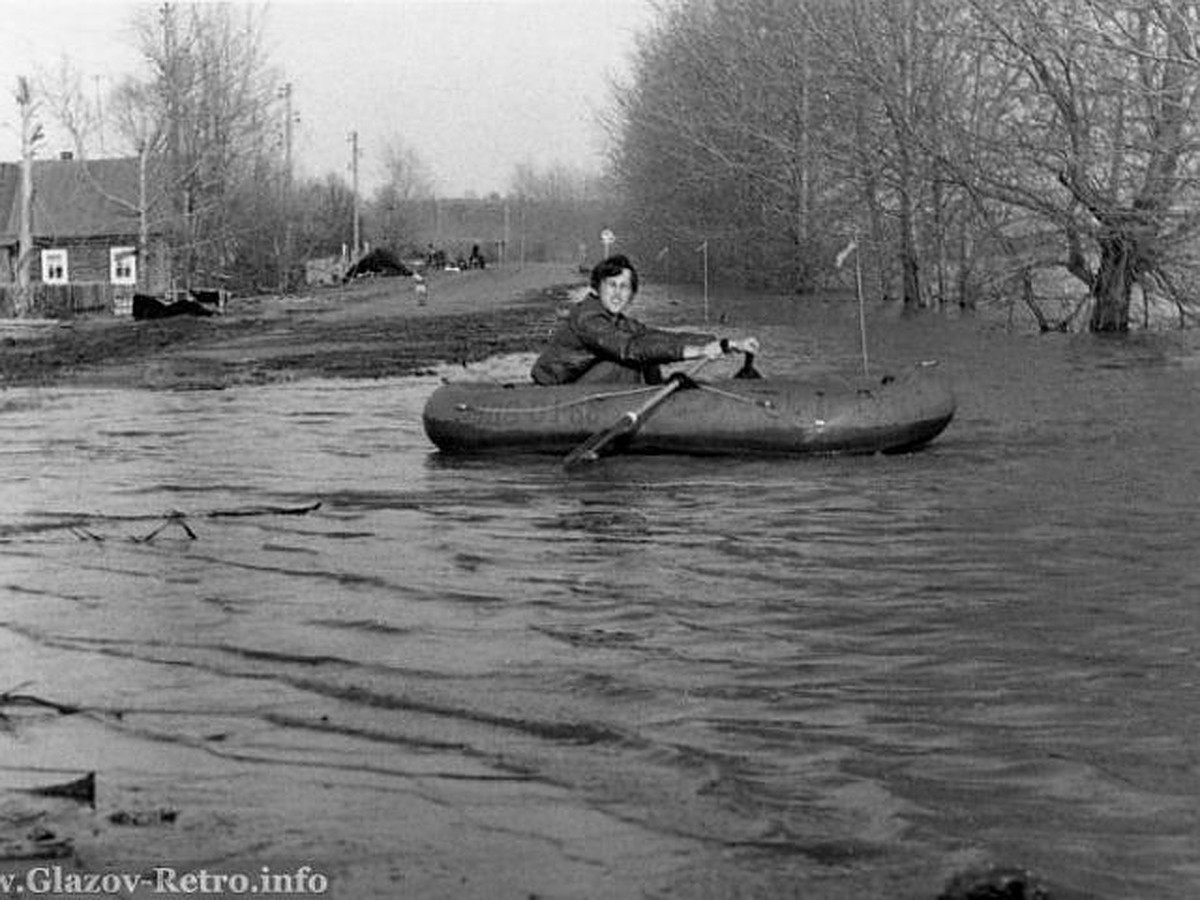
top-left (125, 1), bottom-right (279, 291)
top-left (955, 0), bottom-right (1200, 330)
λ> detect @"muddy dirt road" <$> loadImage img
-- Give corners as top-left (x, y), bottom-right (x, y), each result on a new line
top-left (0, 264), bottom-right (578, 389)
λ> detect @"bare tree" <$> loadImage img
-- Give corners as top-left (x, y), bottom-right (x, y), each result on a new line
top-left (377, 136), bottom-right (436, 203)
top-left (950, 0), bottom-right (1200, 329)
top-left (12, 77), bottom-right (43, 316)
top-left (612, 0), bottom-right (857, 290)
top-left (125, 2), bottom-right (279, 291)
top-left (296, 172), bottom-right (358, 259)
top-left (802, 0), bottom-right (978, 308)
top-left (368, 136), bottom-right (435, 250)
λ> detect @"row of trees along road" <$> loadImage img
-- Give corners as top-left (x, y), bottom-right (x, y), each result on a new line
top-left (610, 0), bottom-right (1200, 331)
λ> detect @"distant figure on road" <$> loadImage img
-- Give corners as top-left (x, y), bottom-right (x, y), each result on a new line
top-left (414, 274), bottom-right (428, 307)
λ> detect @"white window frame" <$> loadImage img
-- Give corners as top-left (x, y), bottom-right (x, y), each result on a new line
top-left (41, 248), bottom-right (69, 285)
top-left (110, 246), bottom-right (137, 285)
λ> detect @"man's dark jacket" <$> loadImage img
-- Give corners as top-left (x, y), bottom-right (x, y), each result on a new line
top-left (531, 292), bottom-right (714, 385)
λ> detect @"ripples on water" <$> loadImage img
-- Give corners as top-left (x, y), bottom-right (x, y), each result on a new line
top-left (2, 303), bottom-right (1199, 899)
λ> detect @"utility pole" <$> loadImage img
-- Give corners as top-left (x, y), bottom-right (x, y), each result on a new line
top-left (137, 139), bottom-right (149, 286)
top-left (348, 130), bottom-right (361, 259)
top-left (162, 1), bottom-right (182, 292)
top-left (15, 76), bottom-right (42, 318)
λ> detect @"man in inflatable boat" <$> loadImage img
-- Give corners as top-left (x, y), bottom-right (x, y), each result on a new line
top-left (531, 254), bottom-right (759, 386)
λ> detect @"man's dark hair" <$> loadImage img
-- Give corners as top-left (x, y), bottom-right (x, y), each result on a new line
top-left (590, 254), bottom-right (639, 294)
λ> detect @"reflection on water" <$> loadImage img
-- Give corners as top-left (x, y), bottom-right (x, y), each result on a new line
top-left (2, 308), bottom-right (1200, 898)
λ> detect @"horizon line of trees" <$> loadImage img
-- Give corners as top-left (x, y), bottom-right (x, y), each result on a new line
top-left (609, 0), bottom-right (1200, 332)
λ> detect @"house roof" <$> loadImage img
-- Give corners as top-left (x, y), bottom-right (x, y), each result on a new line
top-left (0, 156), bottom-right (164, 245)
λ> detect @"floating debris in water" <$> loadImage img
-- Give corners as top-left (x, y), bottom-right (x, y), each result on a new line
top-left (22, 772), bottom-right (95, 807)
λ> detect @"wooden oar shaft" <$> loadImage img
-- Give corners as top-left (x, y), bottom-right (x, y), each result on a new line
top-left (563, 358), bottom-right (712, 469)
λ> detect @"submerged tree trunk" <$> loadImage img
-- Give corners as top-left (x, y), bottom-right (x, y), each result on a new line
top-left (1089, 234), bottom-right (1136, 332)
top-left (897, 152), bottom-right (922, 308)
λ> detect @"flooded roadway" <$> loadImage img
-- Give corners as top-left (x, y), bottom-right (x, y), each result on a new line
top-left (2, 296), bottom-right (1198, 898)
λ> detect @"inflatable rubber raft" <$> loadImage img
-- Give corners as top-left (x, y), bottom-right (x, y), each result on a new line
top-left (422, 363), bottom-right (955, 458)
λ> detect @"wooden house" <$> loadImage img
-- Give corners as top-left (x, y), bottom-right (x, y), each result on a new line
top-left (0, 154), bottom-right (170, 317)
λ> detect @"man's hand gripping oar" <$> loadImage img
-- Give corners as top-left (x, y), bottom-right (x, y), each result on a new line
top-left (563, 337), bottom-right (760, 469)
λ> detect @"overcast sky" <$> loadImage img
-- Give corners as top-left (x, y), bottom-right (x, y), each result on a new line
top-left (0, 0), bottom-right (655, 196)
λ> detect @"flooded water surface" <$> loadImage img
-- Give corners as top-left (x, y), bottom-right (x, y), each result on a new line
top-left (2, 297), bottom-right (1199, 899)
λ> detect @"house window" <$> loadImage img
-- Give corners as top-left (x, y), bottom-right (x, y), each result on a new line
top-left (110, 246), bottom-right (137, 285)
top-left (42, 249), bottom-right (69, 284)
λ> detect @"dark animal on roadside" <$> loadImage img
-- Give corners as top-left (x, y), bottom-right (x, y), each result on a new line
top-left (343, 248), bottom-right (413, 281)
top-left (132, 294), bottom-right (215, 321)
